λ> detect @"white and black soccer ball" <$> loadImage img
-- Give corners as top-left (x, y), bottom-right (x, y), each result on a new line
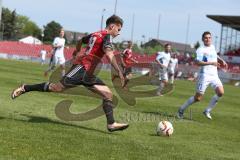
top-left (156, 121), bottom-right (174, 136)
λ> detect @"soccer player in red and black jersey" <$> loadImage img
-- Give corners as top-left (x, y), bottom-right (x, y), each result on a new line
top-left (11, 15), bottom-right (129, 132)
top-left (112, 41), bottom-right (138, 86)
top-left (120, 41), bottom-right (138, 80)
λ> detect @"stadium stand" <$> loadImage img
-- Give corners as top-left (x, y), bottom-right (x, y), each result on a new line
top-left (225, 48), bottom-right (240, 56)
top-left (0, 41), bottom-right (51, 57)
top-left (0, 41), bottom-right (75, 59)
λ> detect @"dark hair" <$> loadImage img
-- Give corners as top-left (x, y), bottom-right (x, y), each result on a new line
top-left (164, 43), bottom-right (171, 48)
top-left (127, 41), bottom-right (133, 48)
top-left (202, 31), bottom-right (211, 40)
top-left (59, 28), bottom-right (64, 33)
top-left (106, 15), bottom-right (123, 27)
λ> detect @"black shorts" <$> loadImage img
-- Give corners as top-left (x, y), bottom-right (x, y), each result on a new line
top-left (121, 64), bottom-right (132, 77)
top-left (60, 65), bottom-right (105, 88)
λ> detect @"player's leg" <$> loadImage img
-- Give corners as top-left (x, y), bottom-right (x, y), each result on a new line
top-left (177, 75), bottom-right (208, 118)
top-left (203, 77), bottom-right (224, 119)
top-left (169, 68), bottom-right (175, 84)
top-left (49, 54), bottom-right (54, 67)
top-left (122, 67), bottom-right (132, 88)
top-left (90, 84), bottom-right (129, 132)
top-left (59, 57), bottom-right (66, 77)
top-left (169, 74), bottom-right (174, 84)
top-left (111, 64), bottom-right (124, 82)
top-left (157, 80), bottom-right (168, 96)
top-left (157, 69), bottom-right (168, 96)
top-left (44, 55), bottom-right (57, 77)
top-left (177, 92), bottom-right (203, 118)
top-left (66, 66), bottom-right (123, 130)
top-left (62, 64), bottom-right (128, 131)
top-left (11, 64), bottom-right (83, 99)
top-left (125, 67), bottom-right (133, 79)
top-left (11, 82), bottom-right (65, 99)
top-left (41, 57), bottom-right (44, 65)
top-left (43, 56), bottom-right (46, 65)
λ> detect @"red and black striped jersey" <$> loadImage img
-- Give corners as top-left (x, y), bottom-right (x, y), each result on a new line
top-left (74, 30), bottom-right (113, 74)
top-left (122, 48), bottom-right (133, 67)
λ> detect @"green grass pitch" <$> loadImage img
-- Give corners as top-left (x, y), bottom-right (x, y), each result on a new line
top-left (0, 59), bottom-right (239, 160)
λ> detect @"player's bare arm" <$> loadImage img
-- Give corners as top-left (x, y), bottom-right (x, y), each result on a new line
top-left (217, 55), bottom-right (228, 68)
top-left (105, 48), bottom-right (125, 87)
top-left (155, 59), bottom-right (167, 68)
top-left (72, 39), bottom-right (83, 59)
top-left (53, 43), bottom-right (63, 49)
top-left (196, 60), bottom-right (218, 66)
top-left (130, 57), bottom-right (138, 63)
top-left (120, 54), bottom-right (127, 67)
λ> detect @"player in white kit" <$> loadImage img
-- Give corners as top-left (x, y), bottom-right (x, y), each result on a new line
top-left (44, 29), bottom-right (66, 77)
top-left (177, 31), bottom-right (228, 120)
top-left (40, 49), bottom-right (47, 65)
top-left (155, 44), bottom-right (171, 96)
top-left (168, 54), bottom-right (178, 84)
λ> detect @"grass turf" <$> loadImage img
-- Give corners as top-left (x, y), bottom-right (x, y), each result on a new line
top-left (0, 59), bottom-right (239, 160)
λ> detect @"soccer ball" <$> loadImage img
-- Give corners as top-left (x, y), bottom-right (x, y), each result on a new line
top-left (156, 121), bottom-right (174, 136)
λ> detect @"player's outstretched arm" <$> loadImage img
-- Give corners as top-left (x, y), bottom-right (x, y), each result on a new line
top-left (72, 34), bottom-right (91, 59)
top-left (155, 59), bottom-right (166, 68)
top-left (217, 55), bottom-right (228, 69)
top-left (72, 39), bottom-right (83, 59)
top-left (120, 53), bottom-right (127, 67)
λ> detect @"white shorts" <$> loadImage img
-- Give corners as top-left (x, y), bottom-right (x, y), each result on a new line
top-left (41, 56), bottom-right (46, 60)
top-left (168, 67), bottom-right (175, 74)
top-left (196, 74), bottom-right (223, 94)
top-left (53, 56), bottom-right (65, 65)
top-left (159, 68), bottom-right (168, 81)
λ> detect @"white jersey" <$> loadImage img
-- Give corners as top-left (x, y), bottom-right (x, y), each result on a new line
top-left (156, 51), bottom-right (171, 81)
top-left (196, 44), bottom-right (218, 76)
top-left (40, 50), bottom-right (47, 60)
top-left (195, 44), bottom-right (222, 94)
top-left (53, 37), bottom-right (65, 58)
top-left (156, 51), bottom-right (171, 68)
top-left (169, 58), bottom-right (178, 69)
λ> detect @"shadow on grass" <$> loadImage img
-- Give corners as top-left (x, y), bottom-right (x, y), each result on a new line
top-left (142, 111), bottom-right (176, 118)
top-left (141, 111), bottom-right (195, 121)
top-left (149, 133), bottom-right (158, 137)
top-left (0, 117), bottom-right (5, 120)
top-left (0, 114), bottom-right (116, 135)
top-left (149, 133), bottom-right (173, 138)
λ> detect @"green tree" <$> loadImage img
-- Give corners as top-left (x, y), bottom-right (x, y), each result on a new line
top-left (10, 9), bottom-right (18, 39)
top-left (16, 15), bottom-right (42, 38)
top-left (194, 41), bottom-right (200, 49)
top-left (16, 15), bottom-right (29, 31)
top-left (43, 21), bottom-right (62, 42)
top-left (132, 43), bottom-right (142, 53)
top-left (143, 45), bottom-right (164, 55)
top-left (1, 8), bottom-right (42, 40)
top-left (23, 21), bottom-right (41, 38)
top-left (1, 8), bottom-right (15, 40)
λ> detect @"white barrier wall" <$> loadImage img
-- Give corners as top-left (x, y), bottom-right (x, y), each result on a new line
top-left (0, 53), bottom-right (45, 63)
top-left (178, 64), bottom-right (240, 82)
